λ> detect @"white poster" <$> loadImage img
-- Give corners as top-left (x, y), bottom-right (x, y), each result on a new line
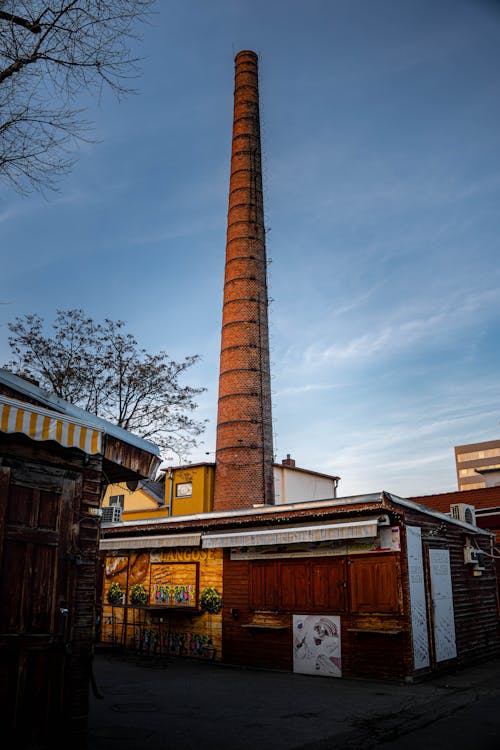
top-left (406, 526), bottom-right (430, 669)
top-left (293, 615), bottom-right (341, 677)
top-left (429, 548), bottom-right (457, 662)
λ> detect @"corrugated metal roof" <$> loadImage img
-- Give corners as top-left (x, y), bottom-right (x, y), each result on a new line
top-left (385, 492), bottom-right (492, 535)
top-left (100, 490), bottom-right (492, 540)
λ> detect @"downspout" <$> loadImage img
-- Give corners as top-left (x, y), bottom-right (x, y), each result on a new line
top-left (167, 468), bottom-right (174, 517)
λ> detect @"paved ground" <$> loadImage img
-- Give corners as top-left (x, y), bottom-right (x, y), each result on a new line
top-left (89, 650), bottom-right (500, 749)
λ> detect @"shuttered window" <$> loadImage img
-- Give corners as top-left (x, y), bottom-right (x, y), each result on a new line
top-left (249, 561), bottom-right (278, 610)
top-left (312, 560), bottom-right (346, 612)
top-left (280, 562), bottom-right (309, 610)
top-left (248, 555), bottom-right (399, 614)
top-left (349, 555), bottom-right (400, 614)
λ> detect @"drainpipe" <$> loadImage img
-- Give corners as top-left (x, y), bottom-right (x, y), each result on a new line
top-left (167, 468), bottom-right (174, 517)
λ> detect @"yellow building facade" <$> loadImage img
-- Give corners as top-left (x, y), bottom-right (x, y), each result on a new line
top-left (100, 545), bottom-right (223, 659)
top-left (102, 462), bottom-right (215, 521)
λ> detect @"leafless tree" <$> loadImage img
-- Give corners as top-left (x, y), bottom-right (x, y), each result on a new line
top-left (5, 309), bottom-right (206, 459)
top-left (0, 1), bottom-right (154, 193)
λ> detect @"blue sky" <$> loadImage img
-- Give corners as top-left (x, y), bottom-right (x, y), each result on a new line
top-left (2, 0), bottom-right (500, 497)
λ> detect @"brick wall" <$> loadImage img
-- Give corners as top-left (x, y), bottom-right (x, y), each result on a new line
top-left (214, 50), bottom-right (274, 511)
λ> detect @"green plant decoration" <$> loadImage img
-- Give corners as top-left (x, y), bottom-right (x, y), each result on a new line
top-left (130, 583), bottom-right (148, 606)
top-left (107, 582), bottom-right (124, 605)
top-left (199, 586), bottom-right (223, 614)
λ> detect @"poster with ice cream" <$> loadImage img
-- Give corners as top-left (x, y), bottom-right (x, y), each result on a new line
top-left (293, 614), bottom-right (342, 677)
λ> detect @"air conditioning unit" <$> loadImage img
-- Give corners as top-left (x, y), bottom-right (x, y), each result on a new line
top-left (102, 505), bottom-right (123, 523)
top-left (450, 503), bottom-right (476, 526)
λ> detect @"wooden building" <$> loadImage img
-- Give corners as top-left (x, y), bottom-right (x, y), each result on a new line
top-left (410, 487), bottom-right (500, 543)
top-left (0, 369), bottom-right (160, 748)
top-left (99, 490), bottom-right (499, 682)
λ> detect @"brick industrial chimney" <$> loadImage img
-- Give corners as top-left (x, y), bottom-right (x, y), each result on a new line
top-left (213, 50), bottom-right (274, 511)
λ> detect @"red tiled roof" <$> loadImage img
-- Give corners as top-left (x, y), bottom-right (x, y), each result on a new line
top-left (410, 485), bottom-right (500, 513)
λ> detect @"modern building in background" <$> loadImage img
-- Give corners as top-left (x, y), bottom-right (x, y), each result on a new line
top-left (455, 439), bottom-right (500, 491)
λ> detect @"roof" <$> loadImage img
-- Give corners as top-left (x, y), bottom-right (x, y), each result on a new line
top-left (161, 460), bottom-right (340, 481)
top-left (410, 485), bottom-right (500, 512)
top-left (101, 489), bottom-right (491, 537)
top-left (273, 462), bottom-right (340, 481)
top-left (139, 479), bottom-right (165, 504)
top-left (455, 438), bottom-right (500, 452)
top-left (0, 368), bottom-right (160, 458)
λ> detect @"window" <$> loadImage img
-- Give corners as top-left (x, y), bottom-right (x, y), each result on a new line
top-left (312, 560), bottom-right (346, 611)
top-left (280, 562), bottom-right (309, 610)
top-left (248, 558), bottom-right (347, 613)
top-left (109, 494), bottom-right (124, 508)
top-left (175, 482), bottom-right (192, 498)
top-left (249, 561), bottom-right (278, 610)
top-left (349, 555), bottom-right (400, 614)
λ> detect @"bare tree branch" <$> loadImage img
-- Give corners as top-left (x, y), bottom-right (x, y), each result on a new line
top-left (5, 309), bottom-right (207, 460)
top-left (0, 10), bottom-right (41, 34)
top-left (0, 1), bottom-right (154, 192)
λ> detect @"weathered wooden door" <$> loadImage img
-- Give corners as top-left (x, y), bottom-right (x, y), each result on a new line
top-left (0, 461), bottom-right (80, 746)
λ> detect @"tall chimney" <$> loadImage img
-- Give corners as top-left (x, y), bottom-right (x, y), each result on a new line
top-left (213, 50), bottom-right (274, 511)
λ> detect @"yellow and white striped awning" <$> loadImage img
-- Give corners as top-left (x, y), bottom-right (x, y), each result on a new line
top-left (0, 395), bottom-right (103, 455)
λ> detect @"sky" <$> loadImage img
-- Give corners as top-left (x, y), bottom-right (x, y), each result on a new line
top-left (2, 0), bottom-right (500, 498)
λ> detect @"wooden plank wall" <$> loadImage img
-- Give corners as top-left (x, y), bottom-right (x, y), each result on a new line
top-left (402, 508), bottom-right (500, 668)
top-left (0, 435), bottom-right (103, 747)
top-left (222, 550), bottom-right (411, 681)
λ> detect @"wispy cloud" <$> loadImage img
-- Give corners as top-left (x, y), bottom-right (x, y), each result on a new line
top-left (274, 383), bottom-right (339, 397)
top-left (298, 287), bottom-right (500, 368)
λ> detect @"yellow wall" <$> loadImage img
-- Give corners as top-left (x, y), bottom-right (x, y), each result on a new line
top-left (102, 483), bottom-right (160, 511)
top-left (102, 464), bottom-right (215, 520)
top-left (100, 546), bottom-right (223, 659)
top-left (167, 464), bottom-right (215, 516)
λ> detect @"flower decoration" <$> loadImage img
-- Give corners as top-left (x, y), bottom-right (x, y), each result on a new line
top-left (130, 583), bottom-right (148, 606)
top-left (107, 582), bottom-right (125, 605)
top-left (199, 586), bottom-right (223, 614)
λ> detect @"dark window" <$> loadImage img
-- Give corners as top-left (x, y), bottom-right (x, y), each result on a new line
top-left (109, 495), bottom-right (124, 509)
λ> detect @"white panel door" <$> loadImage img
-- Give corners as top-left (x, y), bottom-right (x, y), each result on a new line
top-left (406, 527), bottom-right (430, 669)
top-left (429, 548), bottom-right (457, 662)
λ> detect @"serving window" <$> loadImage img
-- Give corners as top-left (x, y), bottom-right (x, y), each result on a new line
top-left (348, 555), bottom-right (400, 614)
top-left (249, 558), bottom-right (347, 613)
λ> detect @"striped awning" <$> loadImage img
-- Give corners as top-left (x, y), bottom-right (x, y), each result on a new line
top-left (0, 394), bottom-right (103, 455)
top-left (202, 519), bottom-right (380, 549)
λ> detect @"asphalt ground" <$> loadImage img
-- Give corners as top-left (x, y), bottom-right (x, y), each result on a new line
top-left (88, 650), bottom-right (500, 749)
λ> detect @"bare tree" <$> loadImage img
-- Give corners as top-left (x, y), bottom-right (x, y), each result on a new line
top-left (0, 1), bottom-right (154, 193)
top-left (5, 309), bottom-right (206, 459)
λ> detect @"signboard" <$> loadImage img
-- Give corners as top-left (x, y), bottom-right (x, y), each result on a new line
top-left (150, 563), bottom-right (197, 607)
top-left (293, 614), bottom-right (341, 677)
